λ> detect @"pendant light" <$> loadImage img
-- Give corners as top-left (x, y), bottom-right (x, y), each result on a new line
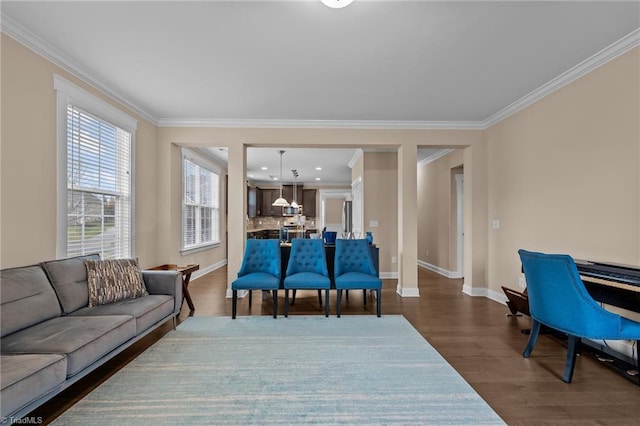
top-left (272, 150), bottom-right (290, 207)
top-left (290, 169), bottom-right (299, 209)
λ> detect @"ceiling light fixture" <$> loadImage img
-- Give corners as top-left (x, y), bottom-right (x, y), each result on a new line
top-left (272, 150), bottom-right (290, 207)
top-left (321, 0), bottom-right (354, 9)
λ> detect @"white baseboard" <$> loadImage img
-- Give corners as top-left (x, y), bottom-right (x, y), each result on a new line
top-left (191, 259), bottom-right (227, 281)
top-left (396, 284), bottom-right (420, 298)
top-left (418, 260), bottom-right (463, 279)
top-left (380, 272), bottom-right (398, 279)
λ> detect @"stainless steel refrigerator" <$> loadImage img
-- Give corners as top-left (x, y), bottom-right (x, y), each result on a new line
top-left (342, 200), bottom-right (353, 234)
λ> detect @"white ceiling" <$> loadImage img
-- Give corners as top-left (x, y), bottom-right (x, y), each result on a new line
top-left (2, 1), bottom-right (638, 184)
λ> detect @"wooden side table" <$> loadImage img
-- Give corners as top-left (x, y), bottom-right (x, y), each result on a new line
top-left (149, 264), bottom-right (199, 314)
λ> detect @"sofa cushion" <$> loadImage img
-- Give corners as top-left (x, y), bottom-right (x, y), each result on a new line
top-left (70, 295), bottom-right (174, 334)
top-left (0, 315), bottom-right (135, 377)
top-left (0, 265), bottom-right (62, 337)
top-left (42, 253), bottom-right (100, 314)
top-left (0, 354), bottom-right (67, 418)
top-left (85, 259), bottom-right (148, 307)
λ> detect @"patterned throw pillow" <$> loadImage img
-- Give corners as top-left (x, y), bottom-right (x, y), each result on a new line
top-left (85, 259), bottom-right (148, 307)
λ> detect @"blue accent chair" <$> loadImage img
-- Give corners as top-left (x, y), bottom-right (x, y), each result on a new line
top-left (518, 249), bottom-right (640, 383)
top-left (284, 238), bottom-right (331, 317)
top-left (232, 239), bottom-right (281, 319)
top-left (334, 239), bottom-right (382, 317)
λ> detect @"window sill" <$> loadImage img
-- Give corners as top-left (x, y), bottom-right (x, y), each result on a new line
top-left (180, 242), bottom-right (221, 256)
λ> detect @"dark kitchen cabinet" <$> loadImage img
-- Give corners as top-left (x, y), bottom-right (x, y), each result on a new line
top-left (302, 189), bottom-right (317, 216)
top-left (247, 186), bottom-right (260, 217)
top-left (282, 185), bottom-right (303, 206)
top-left (260, 188), bottom-right (281, 217)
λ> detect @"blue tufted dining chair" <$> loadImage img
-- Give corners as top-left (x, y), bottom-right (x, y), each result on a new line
top-left (518, 249), bottom-right (640, 383)
top-left (334, 239), bottom-right (382, 317)
top-left (232, 239), bottom-right (281, 319)
top-left (284, 238), bottom-right (331, 317)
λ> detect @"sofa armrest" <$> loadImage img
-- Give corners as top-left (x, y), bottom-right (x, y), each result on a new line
top-left (142, 271), bottom-right (183, 315)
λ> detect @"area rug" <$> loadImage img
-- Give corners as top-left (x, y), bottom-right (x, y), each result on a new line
top-left (51, 315), bottom-right (504, 425)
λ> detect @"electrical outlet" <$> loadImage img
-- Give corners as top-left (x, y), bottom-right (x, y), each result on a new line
top-left (426, 250), bottom-right (429, 257)
top-left (391, 256), bottom-right (397, 264)
top-left (369, 220), bottom-right (379, 228)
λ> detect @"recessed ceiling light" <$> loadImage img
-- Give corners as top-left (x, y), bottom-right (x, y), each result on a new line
top-left (315, 167), bottom-right (322, 171)
top-left (315, 177), bottom-right (321, 181)
top-left (248, 174), bottom-right (254, 178)
top-left (261, 166), bottom-right (268, 170)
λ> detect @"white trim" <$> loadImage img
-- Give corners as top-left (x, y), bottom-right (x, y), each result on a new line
top-left (179, 242), bottom-right (222, 256)
top-left (417, 148), bottom-right (455, 168)
top-left (54, 75), bottom-right (138, 132)
top-left (348, 149), bottom-right (364, 169)
top-left (54, 76), bottom-right (137, 259)
top-left (484, 28), bottom-right (640, 128)
top-left (418, 260), bottom-right (463, 279)
top-left (380, 272), bottom-right (398, 280)
top-left (190, 259), bottom-right (227, 282)
top-left (226, 289), bottom-right (250, 299)
top-left (455, 173), bottom-right (464, 277)
top-left (2, 16), bottom-right (158, 125)
top-left (181, 148), bottom-right (222, 251)
top-left (396, 284), bottom-right (420, 298)
top-left (158, 118), bottom-right (486, 130)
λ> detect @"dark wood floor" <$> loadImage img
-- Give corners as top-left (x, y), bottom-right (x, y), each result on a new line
top-left (31, 266), bottom-right (640, 425)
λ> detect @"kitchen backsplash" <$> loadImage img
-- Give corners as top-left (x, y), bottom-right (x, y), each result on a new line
top-left (247, 216), bottom-right (318, 230)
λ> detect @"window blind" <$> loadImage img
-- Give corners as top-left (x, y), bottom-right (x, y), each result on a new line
top-left (183, 152), bottom-right (220, 249)
top-left (66, 105), bottom-right (132, 259)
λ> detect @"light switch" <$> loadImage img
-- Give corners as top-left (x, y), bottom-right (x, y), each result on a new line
top-left (369, 220), bottom-right (379, 228)
top-left (491, 219), bottom-right (500, 230)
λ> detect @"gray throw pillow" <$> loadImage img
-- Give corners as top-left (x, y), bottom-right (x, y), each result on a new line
top-left (85, 259), bottom-right (148, 307)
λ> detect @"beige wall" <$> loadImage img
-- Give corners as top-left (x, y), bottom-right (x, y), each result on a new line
top-left (156, 127), bottom-right (485, 293)
top-left (364, 152), bottom-right (398, 274)
top-left (485, 47), bottom-right (640, 295)
top-left (1, 31), bottom-right (494, 298)
top-left (325, 197), bottom-right (345, 225)
top-left (417, 150), bottom-right (463, 273)
top-left (0, 34), bottom-right (159, 269)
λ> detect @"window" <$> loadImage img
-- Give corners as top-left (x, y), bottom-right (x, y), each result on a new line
top-left (55, 75), bottom-right (137, 259)
top-left (182, 150), bottom-right (220, 251)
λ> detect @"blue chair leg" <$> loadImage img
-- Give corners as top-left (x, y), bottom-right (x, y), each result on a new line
top-left (336, 289), bottom-right (343, 318)
top-left (564, 335), bottom-right (581, 383)
top-left (523, 319), bottom-right (541, 358)
top-left (232, 290), bottom-right (238, 319)
top-left (324, 289), bottom-right (330, 317)
top-left (376, 289), bottom-right (381, 317)
top-left (284, 289), bottom-right (290, 318)
top-left (272, 289), bottom-right (278, 319)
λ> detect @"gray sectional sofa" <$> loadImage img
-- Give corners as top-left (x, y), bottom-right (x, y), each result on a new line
top-left (0, 254), bottom-right (182, 423)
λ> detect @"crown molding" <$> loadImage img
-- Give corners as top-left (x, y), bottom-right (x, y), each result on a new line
top-left (1, 14), bottom-right (159, 125)
top-left (348, 149), bottom-right (364, 169)
top-left (156, 118), bottom-right (486, 130)
top-left (3, 12), bottom-right (637, 132)
top-left (484, 28), bottom-right (640, 128)
top-left (418, 148), bottom-right (456, 168)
